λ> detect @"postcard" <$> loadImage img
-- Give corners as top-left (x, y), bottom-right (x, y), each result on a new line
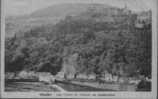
top-left (1, 0), bottom-right (157, 98)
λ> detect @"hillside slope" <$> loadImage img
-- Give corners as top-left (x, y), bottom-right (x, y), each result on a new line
top-left (5, 3), bottom-right (113, 38)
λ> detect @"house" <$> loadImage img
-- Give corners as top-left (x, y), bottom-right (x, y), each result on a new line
top-left (5, 72), bottom-right (15, 80)
top-left (101, 71), bottom-right (113, 82)
top-left (77, 74), bottom-right (88, 79)
top-left (104, 73), bottom-right (113, 82)
top-left (56, 71), bottom-right (65, 80)
top-left (18, 71), bottom-right (37, 79)
top-left (135, 10), bottom-right (151, 28)
top-left (66, 74), bottom-right (75, 79)
top-left (121, 4), bottom-right (131, 15)
top-left (129, 79), bottom-right (141, 85)
top-left (37, 72), bottom-right (55, 84)
top-left (112, 75), bottom-right (119, 82)
top-left (88, 74), bottom-right (96, 80)
top-left (17, 71), bottom-right (28, 79)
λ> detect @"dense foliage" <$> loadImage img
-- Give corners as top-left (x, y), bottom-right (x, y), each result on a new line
top-left (5, 9), bottom-right (151, 78)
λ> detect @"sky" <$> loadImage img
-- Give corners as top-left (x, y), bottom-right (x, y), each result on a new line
top-left (4, 0), bottom-right (156, 16)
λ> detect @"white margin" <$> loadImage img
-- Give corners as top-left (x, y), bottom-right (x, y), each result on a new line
top-left (1, 0), bottom-right (157, 98)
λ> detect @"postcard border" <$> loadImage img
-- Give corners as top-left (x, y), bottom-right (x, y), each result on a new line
top-left (0, 0), bottom-right (157, 98)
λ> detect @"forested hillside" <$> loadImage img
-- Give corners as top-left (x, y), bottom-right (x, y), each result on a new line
top-left (5, 4), bottom-right (151, 79)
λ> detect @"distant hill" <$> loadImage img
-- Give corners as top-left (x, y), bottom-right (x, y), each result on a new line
top-left (5, 3), bottom-right (112, 38)
top-left (5, 3), bottom-right (132, 38)
top-left (6, 3), bottom-right (110, 37)
top-left (29, 3), bottom-right (111, 18)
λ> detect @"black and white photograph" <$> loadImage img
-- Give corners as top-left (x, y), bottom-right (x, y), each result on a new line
top-left (1, 0), bottom-right (157, 98)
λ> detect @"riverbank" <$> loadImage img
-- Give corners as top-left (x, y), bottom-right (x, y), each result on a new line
top-left (5, 79), bottom-right (137, 91)
top-left (56, 80), bottom-right (136, 91)
top-left (5, 81), bottom-right (61, 92)
top-left (5, 80), bottom-right (115, 92)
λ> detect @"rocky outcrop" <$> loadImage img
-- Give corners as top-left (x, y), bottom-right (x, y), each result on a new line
top-left (62, 53), bottom-right (79, 79)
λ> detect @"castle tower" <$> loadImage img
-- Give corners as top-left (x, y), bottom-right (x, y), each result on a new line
top-left (123, 3), bottom-right (131, 15)
top-left (124, 3), bottom-right (127, 10)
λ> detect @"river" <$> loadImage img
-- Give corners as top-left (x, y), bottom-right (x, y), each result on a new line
top-left (5, 81), bottom-right (112, 92)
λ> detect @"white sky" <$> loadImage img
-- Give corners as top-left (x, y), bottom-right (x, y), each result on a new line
top-left (4, 0), bottom-right (155, 16)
